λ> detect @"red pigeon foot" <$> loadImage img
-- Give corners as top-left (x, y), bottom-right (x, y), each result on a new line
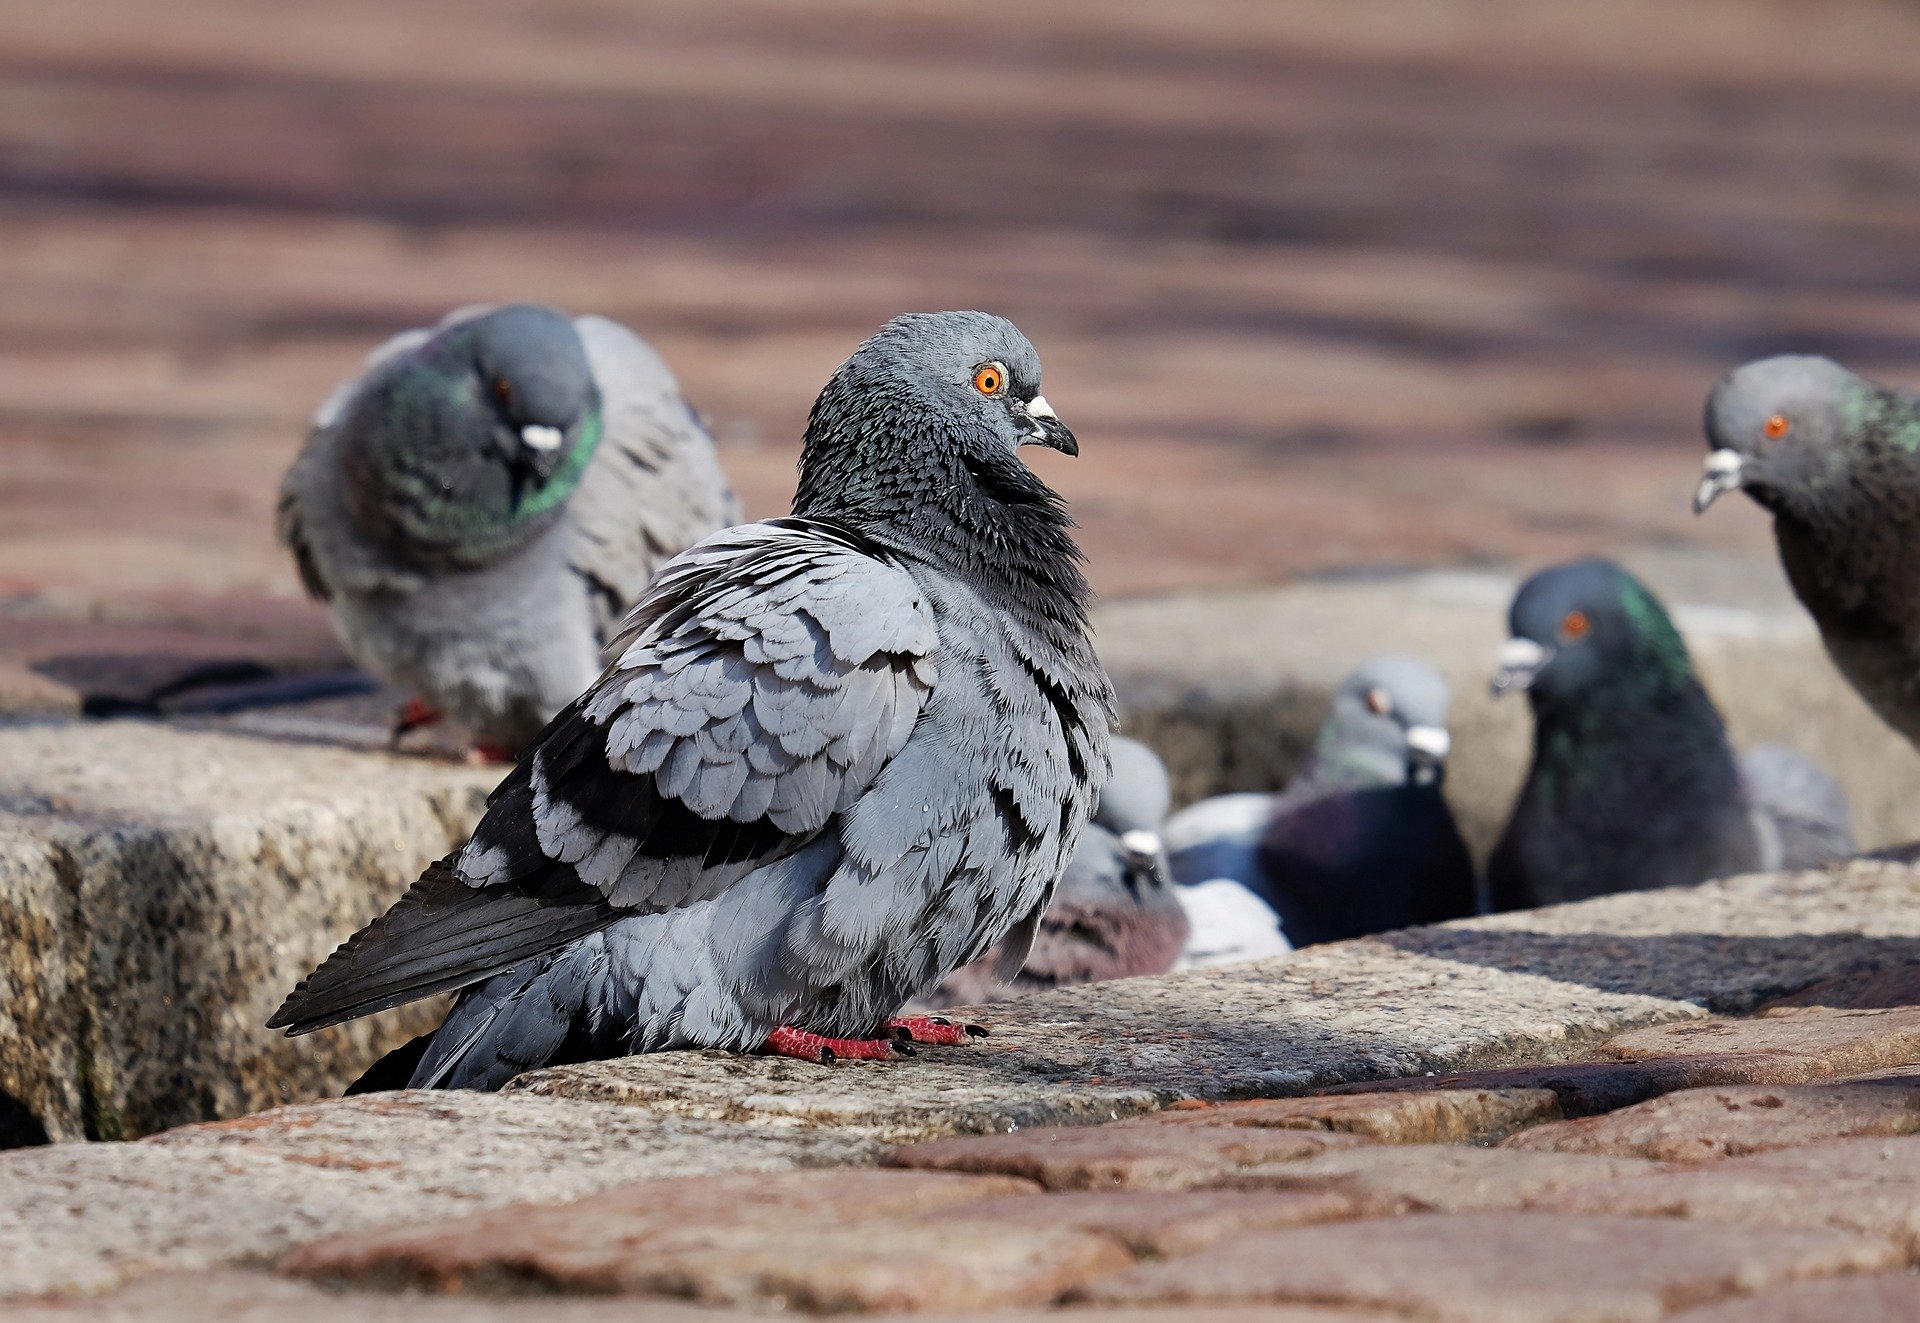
top-left (468, 742), bottom-right (519, 765)
top-left (888, 1015), bottom-right (988, 1046)
top-left (391, 697), bottom-right (444, 742)
top-left (763, 1026), bottom-right (912, 1063)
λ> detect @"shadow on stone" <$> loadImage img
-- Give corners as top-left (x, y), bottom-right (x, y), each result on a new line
top-left (0, 1089), bottom-right (50, 1150)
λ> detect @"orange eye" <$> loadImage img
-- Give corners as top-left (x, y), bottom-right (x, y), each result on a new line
top-left (1559, 610), bottom-right (1589, 642)
top-left (1364, 686), bottom-right (1392, 716)
top-left (972, 364), bottom-right (1005, 396)
top-left (1763, 413), bottom-right (1791, 440)
top-left (493, 377), bottom-right (512, 403)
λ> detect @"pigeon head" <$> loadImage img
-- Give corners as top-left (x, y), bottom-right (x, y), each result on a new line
top-left (1696, 355), bottom-right (1871, 518)
top-left (793, 312), bottom-right (1079, 535)
top-left (1314, 655), bottom-right (1454, 789)
top-left (340, 304), bottom-right (604, 567)
top-left (1096, 737), bottom-right (1172, 838)
top-left (1492, 559), bottom-right (1695, 712)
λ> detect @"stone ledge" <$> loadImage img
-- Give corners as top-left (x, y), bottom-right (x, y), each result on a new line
top-left (0, 721), bottom-right (497, 1142)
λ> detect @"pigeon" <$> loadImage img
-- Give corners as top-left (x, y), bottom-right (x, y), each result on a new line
top-left (271, 311), bottom-right (1114, 1088)
top-left (927, 736), bottom-right (1188, 1006)
top-left (1487, 558), bottom-right (1853, 912)
top-left (1696, 355), bottom-right (1920, 750)
top-left (278, 303), bottom-right (739, 758)
top-left (1164, 656), bottom-right (1476, 948)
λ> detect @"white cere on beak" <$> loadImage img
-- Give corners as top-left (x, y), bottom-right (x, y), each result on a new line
top-left (1026, 394), bottom-right (1058, 421)
top-left (1693, 449), bottom-right (1744, 515)
top-left (1491, 636), bottom-right (1551, 696)
top-left (1119, 829), bottom-right (1162, 865)
top-left (1404, 725), bottom-right (1452, 762)
top-left (521, 424), bottom-right (565, 452)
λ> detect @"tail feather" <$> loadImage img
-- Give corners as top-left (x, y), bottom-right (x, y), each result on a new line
top-left (268, 858), bottom-right (617, 1036)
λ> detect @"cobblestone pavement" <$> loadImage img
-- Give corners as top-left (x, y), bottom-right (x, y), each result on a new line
top-left (14, 960), bottom-right (1920, 1319)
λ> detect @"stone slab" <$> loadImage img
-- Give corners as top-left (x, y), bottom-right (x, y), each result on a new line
top-left (513, 860), bottom-right (1920, 1141)
top-left (1208, 1143), bottom-right (1657, 1213)
top-left (886, 1125), bottom-right (1368, 1192)
top-left (1119, 1088), bottom-right (1560, 1144)
top-left (0, 1091), bottom-right (879, 1299)
top-left (1503, 1080), bottom-right (1920, 1161)
top-left (0, 722), bottom-right (497, 1142)
top-left (1601, 1006), bottom-right (1920, 1078)
top-left (1760, 962), bottom-right (1920, 1013)
top-left (1673, 1272), bottom-right (1920, 1321)
top-left (931, 1190), bottom-right (1367, 1258)
top-left (1078, 1212), bottom-right (1900, 1320)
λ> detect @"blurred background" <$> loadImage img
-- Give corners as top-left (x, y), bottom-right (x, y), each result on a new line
top-left (3, 0), bottom-right (1920, 702)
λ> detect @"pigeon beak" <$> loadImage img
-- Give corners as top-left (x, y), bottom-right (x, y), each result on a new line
top-left (519, 424), bottom-right (567, 481)
top-left (1019, 395), bottom-right (1079, 456)
top-left (1403, 725), bottom-right (1452, 783)
top-left (1119, 828), bottom-right (1163, 870)
top-left (1694, 449), bottom-right (1744, 515)
top-left (1491, 637), bottom-right (1551, 697)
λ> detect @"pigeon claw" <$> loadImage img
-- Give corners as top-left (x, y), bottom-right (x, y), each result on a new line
top-left (391, 698), bottom-right (445, 743)
top-left (887, 1015), bottom-right (988, 1046)
top-left (763, 1026), bottom-right (909, 1063)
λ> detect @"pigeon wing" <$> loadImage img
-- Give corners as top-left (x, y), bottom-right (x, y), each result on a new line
top-left (269, 519), bottom-right (937, 1035)
top-left (1742, 743), bottom-right (1856, 871)
top-left (565, 316), bottom-right (742, 641)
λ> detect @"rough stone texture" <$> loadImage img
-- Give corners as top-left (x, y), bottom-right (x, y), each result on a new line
top-left (0, 1091), bottom-right (879, 1299)
top-left (1077, 1212), bottom-right (1901, 1319)
top-left (1209, 1143), bottom-right (1656, 1212)
top-left (1601, 1007), bottom-right (1920, 1079)
top-left (1503, 1080), bottom-right (1920, 1162)
top-left (1673, 1272), bottom-right (1920, 1321)
top-left (886, 1125), bottom-right (1368, 1192)
top-left (519, 860), bottom-right (1920, 1140)
top-left (929, 1190), bottom-right (1367, 1258)
top-left (1537, 1135), bottom-right (1920, 1252)
top-left (1760, 962), bottom-right (1920, 1013)
top-left (0, 722), bottom-right (495, 1142)
top-left (281, 1169), bottom-right (1044, 1292)
top-left (1120, 1089), bottom-right (1560, 1144)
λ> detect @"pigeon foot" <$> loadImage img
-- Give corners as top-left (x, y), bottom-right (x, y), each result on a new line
top-left (763, 1026), bottom-right (911, 1063)
top-left (391, 698), bottom-right (444, 744)
top-left (888, 1014), bottom-right (988, 1046)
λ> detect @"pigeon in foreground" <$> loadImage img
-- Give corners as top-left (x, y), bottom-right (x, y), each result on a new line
top-left (1488, 558), bottom-right (1853, 912)
top-left (1696, 355), bottom-right (1920, 750)
top-left (928, 736), bottom-right (1187, 1006)
top-left (272, 311), bottom-right (1113, 1088)
top-left (279, 304), bottom-right (738, 758)
top-left (1164, 656), bottom-right (1476, 948)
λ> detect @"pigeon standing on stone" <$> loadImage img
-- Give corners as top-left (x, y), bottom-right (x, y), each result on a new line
top-left (1488, 558), bottom-right (1853, 912)
top-left (1696, 355), bottom-right (1920, 750)
top-left (1164, 656), bottom-right (1476, 948)
top-left (928, 736), bottom-right (1187, 1006)
top-left (278, 304), bottom-right (739, 758)
top-left (270, 311), bottom-right (1113, 1089)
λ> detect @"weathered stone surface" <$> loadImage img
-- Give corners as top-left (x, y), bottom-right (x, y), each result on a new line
top-left (1673, 1272), bottom-right (1920, 1320)
top-left (1761, 962), bottom-right (1920, 1014)
top-left (1209, 1143), bottom-right (1655, 1212)
top-left (1077, 1212), bottom-right (1901, 1319)
top-left (937, 1190), bottom-right (1365, 1258)
top-left (1537, 1135), bottom-right (1920, 1251)
top-left (281, 1169), bottom-right (1042, 1291)
top-left (1503, 1080), bottom-right (1920, 1161)
top-left (1602, 1007), bottom-right (1920, 1079)
top-left (1121, 1089), bottom-right (1560, 1144)
top-left (886, 1124), bottom-right (1368, 1191)
top-left (0, 1091), bottom-right (879, 1299)
top-left (0, 722), bottom-right (496, 1141)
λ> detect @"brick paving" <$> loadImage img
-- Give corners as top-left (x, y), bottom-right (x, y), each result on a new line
top-left (22, 960), bottom-right (1920, 1318)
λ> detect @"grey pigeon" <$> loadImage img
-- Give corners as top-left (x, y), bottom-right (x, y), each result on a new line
top-left (279, 304), bottom-right (738, 757)
top-left (271, 311), bottom-right (1113, 1087)
top-left (1697, 355), bottom-right (1920, 750)
top-left (928, 736), bottom-right (1187, 1006)
top-left (1488, 558), bottom-right (1853, 912)
top-left (1164, 656), bottom-right (1476, 947)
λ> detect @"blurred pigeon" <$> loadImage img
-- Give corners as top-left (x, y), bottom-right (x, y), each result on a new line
top-left (1488, 558), bottom-right (1853, 912)
top-left (929, 736), bottom-right (1188, 1006)
top-left (271, 311), bottom-right (1113, 1088)
top-left (1164, 656), bottom-right (1476, 948)
top-left (278, 304), bottom-right (738, 757)
top-left (1697, 355), bottom-right (1920, 749)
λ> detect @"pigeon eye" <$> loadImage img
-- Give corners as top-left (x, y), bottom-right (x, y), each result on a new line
top-left (1559, 610), bottom-right (1590, 643)
top-left (972, 363), bottom-right (1006, 396)
top-left (1763, 413), bottom-right (1791, 440)
top-left (1364, 687), bottom-right (1393, 716)
top-left (492, 377), bottom-right (512, 404)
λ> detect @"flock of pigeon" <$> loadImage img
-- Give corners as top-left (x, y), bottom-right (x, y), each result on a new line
top-left (257, 304), bottom-right (1907, 1090)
